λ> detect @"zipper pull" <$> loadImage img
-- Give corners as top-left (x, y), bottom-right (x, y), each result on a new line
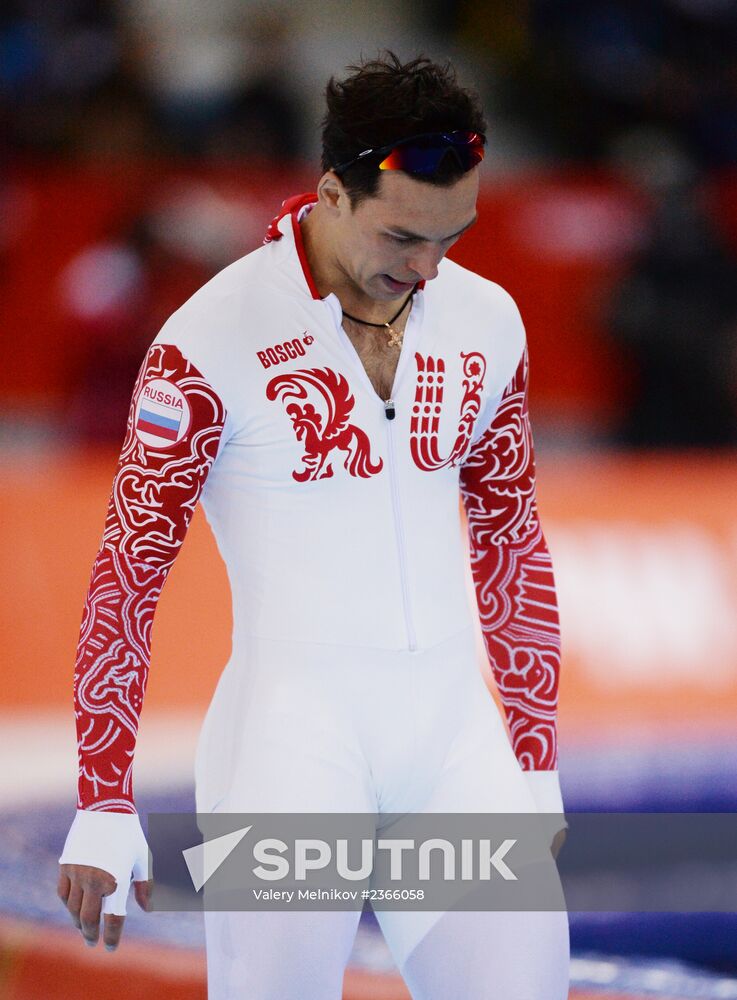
top-left (384, 398), bottom-right (396, 420)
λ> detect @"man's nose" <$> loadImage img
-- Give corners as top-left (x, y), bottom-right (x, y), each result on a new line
top-left (407, 245), bottom-right (443, 282)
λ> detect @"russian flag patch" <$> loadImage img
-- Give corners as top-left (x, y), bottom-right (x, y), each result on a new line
top-left (134, 377), bottom-right (191, 449)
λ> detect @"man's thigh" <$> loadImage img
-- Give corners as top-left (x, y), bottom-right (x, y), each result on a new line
top-left (397, 908), bottom-right (570, 1000)
top-left (205, 908), bottom-right (362, 1000)
top-left (374, 685), bottom-right (541, 971)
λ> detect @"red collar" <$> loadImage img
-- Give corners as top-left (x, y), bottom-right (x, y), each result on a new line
top-left (263, 192), bottom-right (321, 300)
top-left (263, 191), bottom-right (426, 300)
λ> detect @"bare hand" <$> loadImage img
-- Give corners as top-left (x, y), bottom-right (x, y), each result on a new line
top-left (57, 864), bottom-right (152, 950)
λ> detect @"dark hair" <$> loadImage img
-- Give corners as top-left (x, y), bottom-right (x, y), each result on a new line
top-left (321, 52), bottom-right (486, 206)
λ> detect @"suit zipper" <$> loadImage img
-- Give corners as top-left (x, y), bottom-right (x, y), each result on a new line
top-left (384, 400), bottom-right (417, 651)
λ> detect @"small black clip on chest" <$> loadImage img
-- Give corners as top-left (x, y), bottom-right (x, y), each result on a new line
top-left (384, 399), bottom-right (396, 420)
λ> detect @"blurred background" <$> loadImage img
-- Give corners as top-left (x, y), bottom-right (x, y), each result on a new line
top-left (1, 1), bottom-right (737, 998)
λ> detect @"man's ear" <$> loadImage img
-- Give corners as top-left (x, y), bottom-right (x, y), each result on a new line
top-left (317, 171), bottom-right (351, 216)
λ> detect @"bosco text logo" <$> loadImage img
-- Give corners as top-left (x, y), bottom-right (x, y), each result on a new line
top-left (257, 333), bottom-right (315, 369)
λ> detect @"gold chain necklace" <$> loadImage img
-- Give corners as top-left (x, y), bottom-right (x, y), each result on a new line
top-left (341, 290), bottom-right (415, 349)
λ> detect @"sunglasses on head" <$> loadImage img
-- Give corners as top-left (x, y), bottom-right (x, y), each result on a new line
top-left (332, 130), bottom-right (486, 177)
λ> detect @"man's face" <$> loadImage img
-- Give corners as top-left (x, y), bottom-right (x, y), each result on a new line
top-left (332, 168), bottom-right (479, 302)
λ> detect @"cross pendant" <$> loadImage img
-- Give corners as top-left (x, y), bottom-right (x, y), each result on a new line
top-left (386, 324), bottom-right (403, 349)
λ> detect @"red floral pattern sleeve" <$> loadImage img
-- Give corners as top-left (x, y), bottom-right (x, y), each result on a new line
top-left (459, 347), bottom-right (560, 772)
top-left (75, 343), bottom-right (226, 812)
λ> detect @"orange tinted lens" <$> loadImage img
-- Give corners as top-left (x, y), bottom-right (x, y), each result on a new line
top-left (377, 149), bottom-right (405, 170)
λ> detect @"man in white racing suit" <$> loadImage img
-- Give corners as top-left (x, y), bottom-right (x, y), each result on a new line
top-left (58, 53), bottom-right (569, 999)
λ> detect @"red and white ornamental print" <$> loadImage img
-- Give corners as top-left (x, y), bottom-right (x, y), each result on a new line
top-left (410, 351), bottom-right (486, 470)
top-left (266, 367), bottom-right (383, 482)
top-left (75, 343), bottom-right (226, 812)
top-left (459, 347), bottom-right (561, 772)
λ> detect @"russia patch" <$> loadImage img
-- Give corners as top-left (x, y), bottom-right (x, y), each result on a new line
top-left (134, 377), bottom-right (191, 448)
